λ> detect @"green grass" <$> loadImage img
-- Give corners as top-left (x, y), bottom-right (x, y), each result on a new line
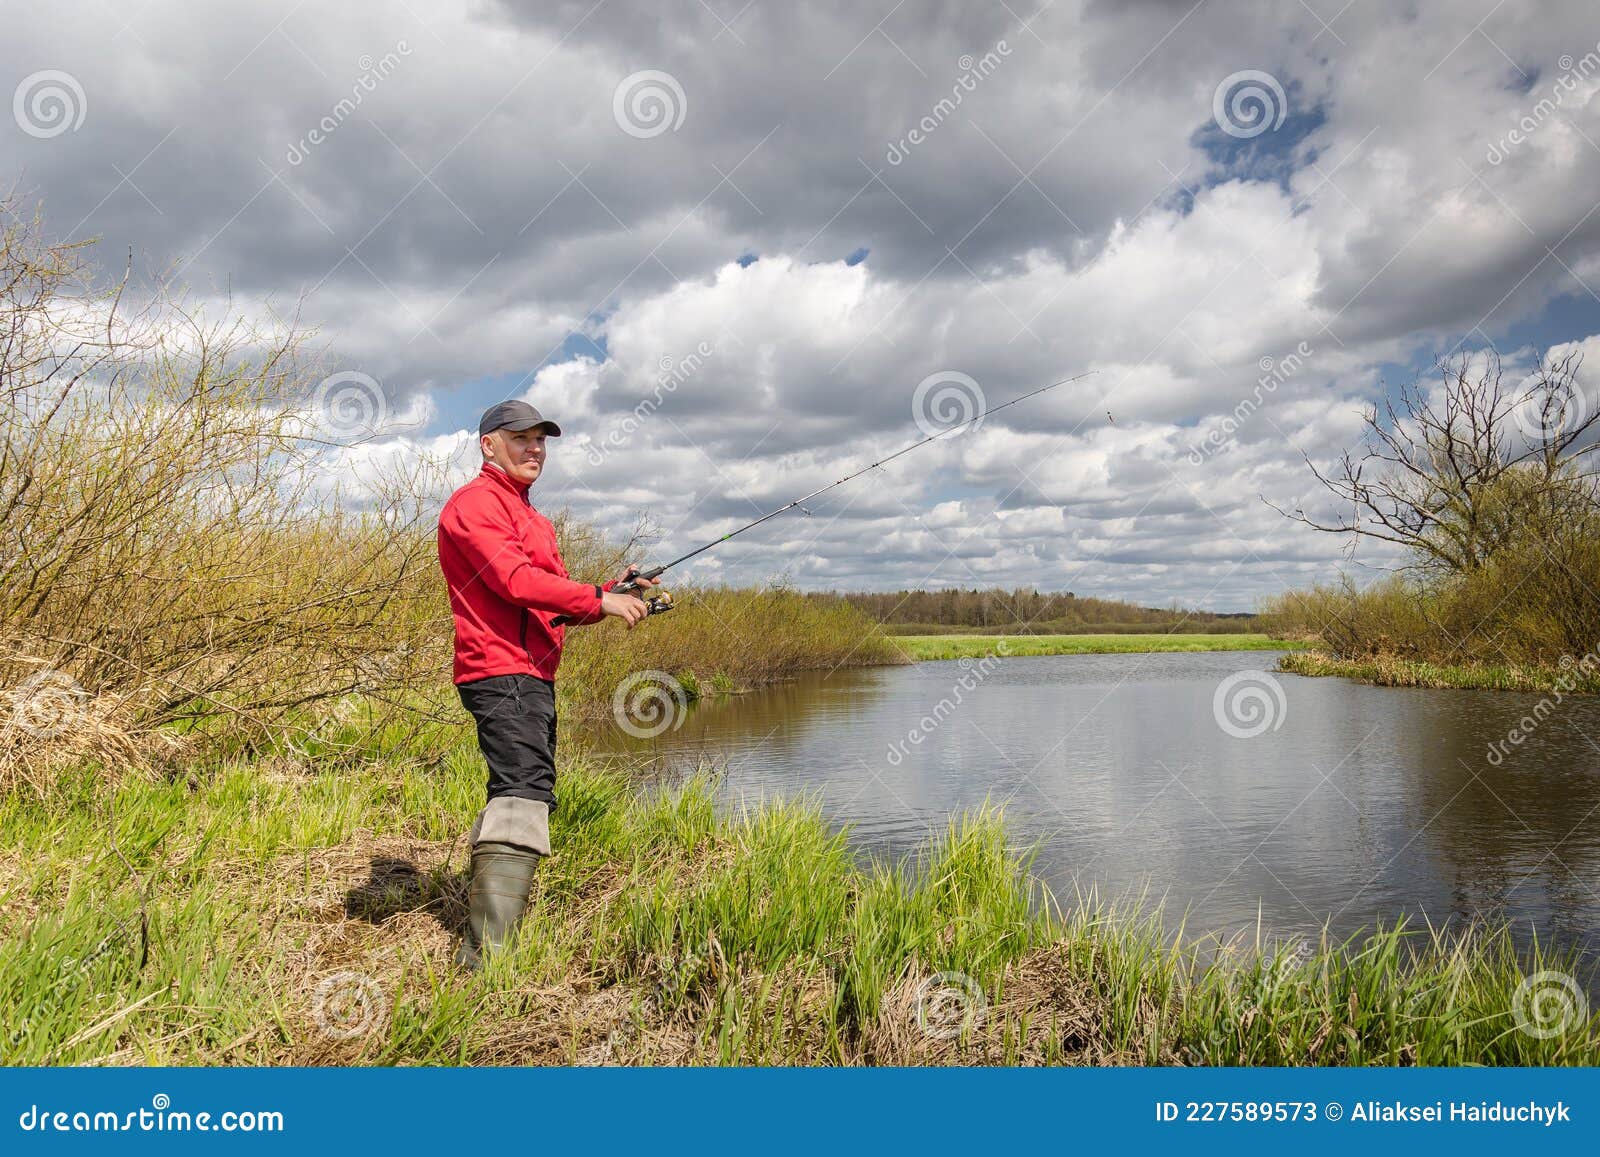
top-left (2, 741), bottom-right (1595, 1066)
top-left (1278, 651), bottom-right (1600, 693)
top-left (556, 586), bottom-right (906, 722)
top-left (886, 620), bottom-right (1262, 636)
top-left (893, 633), bottom-right (1305, 661)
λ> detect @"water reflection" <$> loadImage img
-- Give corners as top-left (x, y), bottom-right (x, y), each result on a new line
top-left (585, 651), bottom-right (1600, 983)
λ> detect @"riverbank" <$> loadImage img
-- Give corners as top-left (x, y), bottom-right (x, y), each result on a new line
top-left (1278, 651), bottom-right (1600, 694)
top-left (894, 633), bottom-right (1304, 661)
top-left (557, 587), bottom-right (906, 722)
top-left (4, 746), bottom-right (1593, 1066)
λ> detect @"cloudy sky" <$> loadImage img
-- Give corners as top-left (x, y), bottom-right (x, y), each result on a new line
top-left (8, 0), bottom-right (1600, 608)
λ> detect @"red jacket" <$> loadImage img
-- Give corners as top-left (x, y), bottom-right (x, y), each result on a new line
top-left (437, 464), bottom-right (613, 684)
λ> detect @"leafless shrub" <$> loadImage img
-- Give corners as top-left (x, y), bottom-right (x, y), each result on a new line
top-left (1275, 350), bottom-right (1598, 575)
top-left (0, 195), bottom-right (453, 783)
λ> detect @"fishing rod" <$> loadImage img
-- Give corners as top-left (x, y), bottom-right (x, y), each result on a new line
top-left (554, 369), bottom-right (1098, 625)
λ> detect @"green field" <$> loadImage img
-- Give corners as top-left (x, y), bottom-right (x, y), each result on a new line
top-left (893, 633), bottom-right (1302, 661)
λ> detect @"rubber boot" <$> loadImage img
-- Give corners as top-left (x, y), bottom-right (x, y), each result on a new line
top-left (455, 841), bottom-right (541, 972)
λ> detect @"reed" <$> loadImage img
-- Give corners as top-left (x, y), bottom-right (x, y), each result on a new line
top-left (1277, 651), bottom-right (1600, 694)
top-left (0, 198), bottom-right (898, 787)
top-left (3, 746), bottom-right (1594, 1066)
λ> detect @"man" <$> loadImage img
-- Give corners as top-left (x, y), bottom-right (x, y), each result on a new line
top-left (437, 399), bottom-right (656, 971)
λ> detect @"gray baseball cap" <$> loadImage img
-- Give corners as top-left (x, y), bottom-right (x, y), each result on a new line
top-left (478, 399), bottom-right (562, 437)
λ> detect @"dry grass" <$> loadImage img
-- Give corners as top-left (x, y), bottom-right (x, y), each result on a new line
top-left (0, 197), bottom-right (899, 789)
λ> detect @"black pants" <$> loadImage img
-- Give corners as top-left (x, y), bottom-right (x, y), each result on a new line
top-left (457, 673), bottom-right (558, 812)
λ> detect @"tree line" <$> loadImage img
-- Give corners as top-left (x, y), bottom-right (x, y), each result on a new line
top-left (816, 588), bottom-right (1255, 633)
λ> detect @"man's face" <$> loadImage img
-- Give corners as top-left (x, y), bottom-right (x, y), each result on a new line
top-left (483, 428), bottom-right (547, 485)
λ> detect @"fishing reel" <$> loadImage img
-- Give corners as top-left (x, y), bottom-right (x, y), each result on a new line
top-left (555, 565), bottom-right (673, 626)
top-left (614, 567), bottom-right (674, 617)
top-left (630, 584), bottom-right (675, 616)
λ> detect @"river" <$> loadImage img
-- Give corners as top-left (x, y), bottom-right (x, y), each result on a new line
top-left (590, 649), bottom-right (1600, 978)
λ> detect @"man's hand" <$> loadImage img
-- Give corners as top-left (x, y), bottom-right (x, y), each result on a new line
top-left (613, 564), bottom-right (661, 590)
top-left (600, 589), bottom-right (648, 628)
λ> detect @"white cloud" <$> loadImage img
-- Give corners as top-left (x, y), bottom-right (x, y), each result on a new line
top-left (10, 0), bottom-right (1600, 605)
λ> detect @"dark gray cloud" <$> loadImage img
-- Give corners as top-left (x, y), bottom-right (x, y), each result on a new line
top-left (7, 0), bottom-right (1600, 606)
